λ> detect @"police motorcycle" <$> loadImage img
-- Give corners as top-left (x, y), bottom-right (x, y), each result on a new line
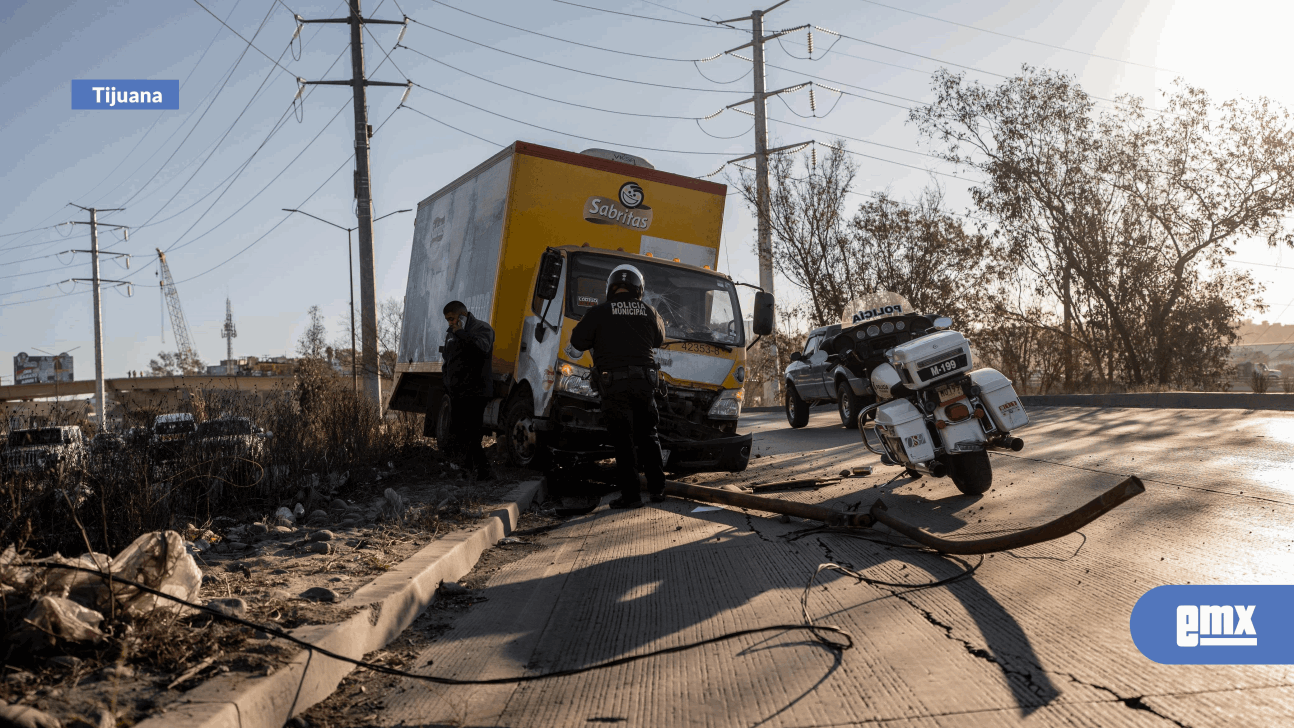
top-left (823, 292), bottom-right (1031, 495)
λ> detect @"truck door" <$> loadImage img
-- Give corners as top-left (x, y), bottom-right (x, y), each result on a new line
top-left (801, 332), bottom-right (832, 399)
top-left (790, 333), bottom-right (824, 398)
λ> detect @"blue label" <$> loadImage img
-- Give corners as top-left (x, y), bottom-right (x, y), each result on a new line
top-left (72, 80), bottom-right (179, 110)
top-left (1131, 585), bottom-right (1294, 664)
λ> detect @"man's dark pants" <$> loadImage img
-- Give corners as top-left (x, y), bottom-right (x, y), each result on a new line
top-left (600, 380), bottom-right (666, 499)
top-left (449, 395), bottom-right (489, 475)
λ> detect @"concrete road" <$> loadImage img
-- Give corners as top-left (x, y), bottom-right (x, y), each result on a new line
top-left (356, 406), bottom-right (1294, 727)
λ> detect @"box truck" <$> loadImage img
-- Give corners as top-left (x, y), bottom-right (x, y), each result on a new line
top-left (388, 141), bottom-right (773, 474)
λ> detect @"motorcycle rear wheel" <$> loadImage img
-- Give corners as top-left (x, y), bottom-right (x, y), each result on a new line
top-left (945, 450), bottom-right (992, 495)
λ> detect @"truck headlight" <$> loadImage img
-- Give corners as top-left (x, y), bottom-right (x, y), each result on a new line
top-left (556, 362), bottom-right (598, 399)
top-left (707, 388), bottom-right (743, 419)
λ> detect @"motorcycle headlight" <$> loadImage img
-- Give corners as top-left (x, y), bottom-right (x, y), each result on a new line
top-left (556, 362), bottom-right (598, 400)
top-left (707, 388), bottom-right (743, 420)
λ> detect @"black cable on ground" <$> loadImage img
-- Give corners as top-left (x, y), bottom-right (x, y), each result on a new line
top-left (786, 526), bottom-right (984, 590)
top-left (24, 562), bottom-right (853, 686)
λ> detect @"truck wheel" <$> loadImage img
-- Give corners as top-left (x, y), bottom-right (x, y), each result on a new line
top-left (502, 396), bottom-right (548, 470)
top-left (435, 394), bottom-right (456, 456)
top-left (837, 382), bottom-right (861, 429)
top-left (785, 383), bottom-right (810, 428)
top-left (946, 450), bottom-right (992, 495)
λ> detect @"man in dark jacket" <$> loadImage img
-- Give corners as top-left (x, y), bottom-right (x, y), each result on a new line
top-left (442, 300), bottom-right (495, 480)
top-left (570, 264), bottom-right (667, 508)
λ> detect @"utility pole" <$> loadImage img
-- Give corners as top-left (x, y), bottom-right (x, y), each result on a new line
top-left (69, 204), bottom-right (131, 431)
top-left (715, 1), bottom-right (810, 402)
top-left (299, 2), bottom-right (410, 412)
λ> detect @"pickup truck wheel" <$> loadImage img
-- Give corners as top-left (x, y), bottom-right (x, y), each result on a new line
top-left (785, 382), bottom-right (810, 428)
top-left (837, 382), bottom-right (861, 429)
top-left (502, 396), bottom-right (548, 470)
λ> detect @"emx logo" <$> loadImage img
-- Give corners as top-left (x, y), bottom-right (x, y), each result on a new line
top-left (1131, 586), bottom-right (1292, 664)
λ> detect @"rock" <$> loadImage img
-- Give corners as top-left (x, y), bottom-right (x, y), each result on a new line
top-left (273, 507), bottom-right (296, 526)
top-left (213, 542), bottom-right (229, 554)
top-left (46, 655), bottom-right (82, 670)
top-left (305, 541), bottom-right (332, 555)
top-left (266, 588), bottom-right (292, 600)
top-left (840, 469), bottom-right (852, 477)
top-left (99, 664), bottom-right (135, 680)
top-left (778, 514), bottom-right (792, 524)
top-left (271, 525), bottom-right (295, 537)
top-left (307, 509), bottom-right (329, 523)
top-left (205, 598), bottom-right (248, 620)
top-left (65, 707), bottom-right (115, 728)
top-left (300, 586), bottom-right (339, 603)
top-left (249, 523), bottom-right (269, 536)
top-left (225, 541), bottom-right (248, 551)
top-left (330, 498), bottom-right (349, 511)
top-left (384, 487), bottom-right (404, 510)
top-left (293, 503), bottom-right (306, 519)
top-left (308, 530), bottom-right (335, 542)
top-left (439, 581), bottom-right (470, 596)
top-left (0, 703), bottom-right (62, 728)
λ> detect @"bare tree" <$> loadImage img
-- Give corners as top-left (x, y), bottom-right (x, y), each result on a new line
top-left (734, 140), bottom-right (860, 327)
top-left (296, 305), bottom-right (329, 360)
top-left (149, 350), bottom-right (205, 376)
top-left (912, 67), bottom-right (1289, 387)
top-left (378, 297), bottom-right (403, 379)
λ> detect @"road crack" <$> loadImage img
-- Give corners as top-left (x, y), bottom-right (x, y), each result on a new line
top-left (744, 512), bottom-right (774, 543)
top-left (1055, 673), bottom-right (1191, 727)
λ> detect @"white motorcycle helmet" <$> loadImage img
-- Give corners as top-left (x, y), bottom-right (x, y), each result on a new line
top-left (606, 264), bottom-right (645, 299)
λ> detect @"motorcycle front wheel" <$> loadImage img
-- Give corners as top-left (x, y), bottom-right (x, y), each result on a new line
top-left (944, 450), bottom-right (992, 495)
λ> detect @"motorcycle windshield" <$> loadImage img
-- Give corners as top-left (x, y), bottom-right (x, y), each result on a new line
top-left (841, 291), bottom-right (914, 326)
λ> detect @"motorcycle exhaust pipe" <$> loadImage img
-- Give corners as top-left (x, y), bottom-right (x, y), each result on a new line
top-left (987, 437), bottom-right (1024, 452)
top-left (907, 460), bottom-right (948, 478)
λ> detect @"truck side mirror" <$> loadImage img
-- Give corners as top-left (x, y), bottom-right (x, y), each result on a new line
top-left (535, 249), bottom-right (563, 301)
top-left (789, 351), bottom-right (803, 363)
top-left (752, 291), bottom-right (774, 336)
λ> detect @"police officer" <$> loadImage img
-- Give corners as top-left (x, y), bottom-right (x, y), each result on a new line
top-left (570, 264), bottom-right (667, 509)
top-left (442, 300), bottom-right (496, 480)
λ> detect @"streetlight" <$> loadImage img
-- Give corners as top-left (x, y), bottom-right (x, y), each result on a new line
top-left (282, 208), bottom-right (411, 395)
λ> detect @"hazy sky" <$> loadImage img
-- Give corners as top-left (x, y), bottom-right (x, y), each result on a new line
top-left (2, 0), bottom-right (1291, 383)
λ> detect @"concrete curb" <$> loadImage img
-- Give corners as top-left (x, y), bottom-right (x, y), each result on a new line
top-left (138, 479), bottom-right (545, 728)
top-left (1021, 392), bottom-right (1294, 411)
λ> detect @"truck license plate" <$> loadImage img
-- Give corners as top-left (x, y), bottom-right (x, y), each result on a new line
top-left (936, 382), bottom-right (964, 402)
top-left (919, 354), bottom-right (968, 382)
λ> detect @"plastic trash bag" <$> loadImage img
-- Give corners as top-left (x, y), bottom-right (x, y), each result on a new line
top-left (13, 595), bottom-right (105, 649)
top-left (106, 530), bottom-right (202, 616)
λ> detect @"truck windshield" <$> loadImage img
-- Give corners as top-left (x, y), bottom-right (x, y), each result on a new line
top-left (8, 429), bottom-right (65, 446)
top-left (566, 253), bottom-right (744, 346)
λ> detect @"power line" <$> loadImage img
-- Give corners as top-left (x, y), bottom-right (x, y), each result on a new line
top-left (190, 0), bottom-right (299, 77)
top-left (548, 0), bottom-right (741, 30)
top-left (424, 0), bottom-right (705, 62)
top-left (0, 224), bottom-right (71, 239)
top-left (398, 44), bottom-right (710, 120)
top-left (404, 19), bottom-right (747, 94)
top-left (401, 103), bottom-right (503, 147)
top-left (853, 0), bottom-right (1173, 72)
top-left (405, 81), bottom-right (731, 155)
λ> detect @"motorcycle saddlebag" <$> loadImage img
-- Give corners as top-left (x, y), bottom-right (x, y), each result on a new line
top-left (969, 368), bottom-right (1030, 432)
top-left (874, 398), bottom-right (936, 464)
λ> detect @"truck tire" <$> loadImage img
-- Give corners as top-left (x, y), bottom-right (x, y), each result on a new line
top-left (434, 394), bottom-right (456, 456)
top-left (502, 396), bottom-right (548, 470)
top-left (945, 450), bottom-right (992, 495)
top-left (837, 380), bottom-right (861, 429)
top-left (785, 382), bottom-right (810, 429)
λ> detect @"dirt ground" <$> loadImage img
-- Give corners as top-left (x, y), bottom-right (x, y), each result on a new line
top-left (0, 442), bottom-right (530, 727)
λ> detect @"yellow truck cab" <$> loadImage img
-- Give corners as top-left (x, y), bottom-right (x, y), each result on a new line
top-left (388, 141), bottom-right (773, 474)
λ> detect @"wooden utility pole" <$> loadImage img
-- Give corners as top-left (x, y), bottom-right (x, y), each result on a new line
top-left (300, 1), bottom-right (408, 411)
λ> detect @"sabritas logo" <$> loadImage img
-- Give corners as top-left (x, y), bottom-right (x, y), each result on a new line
top-left (584, 181), bottom-right (653, 231)
top-left (1177, 605), bottom-right (1257, 647)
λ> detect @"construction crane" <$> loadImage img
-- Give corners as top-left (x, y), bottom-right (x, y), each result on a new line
top-left (156, 249), bottom-right (200, 368)
top-left (221, 297), bottom-right (237, 369)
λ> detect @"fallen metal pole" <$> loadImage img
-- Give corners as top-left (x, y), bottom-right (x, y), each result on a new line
top-left (869, 476), bottom-right (1145, 554)
top-left (662, 480), bottom-right (875, 529)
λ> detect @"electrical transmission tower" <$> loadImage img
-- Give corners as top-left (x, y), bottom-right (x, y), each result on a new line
top-left (68, 204), bottom-right (132, 430)
top-left (221, 297), bottom-right (237, 370)
top-left (156, 249), bottom-right (200, 372)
